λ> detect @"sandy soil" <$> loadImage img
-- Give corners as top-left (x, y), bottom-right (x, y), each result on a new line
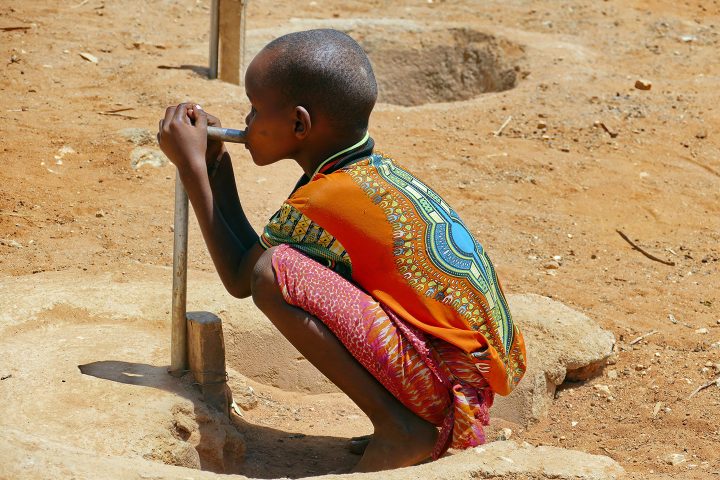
top-left (1, 0), bottom-right (719, 478)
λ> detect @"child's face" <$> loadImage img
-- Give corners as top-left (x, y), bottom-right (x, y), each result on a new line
top-left (243, 50), bottom-right (298, 166)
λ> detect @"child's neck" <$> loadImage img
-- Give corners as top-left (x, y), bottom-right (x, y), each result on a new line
top-left (296, 130), bottom-right (368, 178)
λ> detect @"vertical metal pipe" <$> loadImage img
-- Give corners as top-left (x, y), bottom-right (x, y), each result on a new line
top-left (209, 0), bottom-right (220, 79)
top-left (240, 0), bottom-right (248, 79)
top-left (169, 171), bottom-right (189, 376)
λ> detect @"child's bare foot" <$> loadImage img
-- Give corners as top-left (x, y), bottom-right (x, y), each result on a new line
top-left (351, 415), bottom-right (438, 472)
top-left (348, 434), bottom-right (372, 455)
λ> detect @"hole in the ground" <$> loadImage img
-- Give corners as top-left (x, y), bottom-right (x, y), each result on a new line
top-left (358, 27), bottom-right (524, 106)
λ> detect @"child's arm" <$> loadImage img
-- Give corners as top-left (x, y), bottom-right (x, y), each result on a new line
top-left (195, 109), bottom-right (258, 250)
top-left (158, 102), bottom-right (263, 298)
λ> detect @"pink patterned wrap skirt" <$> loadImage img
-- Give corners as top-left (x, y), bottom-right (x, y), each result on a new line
top-left (270, 244), bottom-right (494, 459)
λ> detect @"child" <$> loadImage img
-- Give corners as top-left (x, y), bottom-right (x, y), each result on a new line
top-left (157, 29), bottom-right (526, 473)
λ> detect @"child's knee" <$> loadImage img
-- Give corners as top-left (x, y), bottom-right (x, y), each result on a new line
top-left (250, 246), bottom-right (279, 308)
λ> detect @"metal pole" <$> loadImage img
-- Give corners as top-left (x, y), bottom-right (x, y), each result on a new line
top-left (240, 0), bottom-right (248, 78)
top-left (169, 170), bottom-right (189, 376)
top-left (209, 0), bottom-right (220, 79)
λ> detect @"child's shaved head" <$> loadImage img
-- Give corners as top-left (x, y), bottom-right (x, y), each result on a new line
top-left (259, 29), bottom-right (377, 133)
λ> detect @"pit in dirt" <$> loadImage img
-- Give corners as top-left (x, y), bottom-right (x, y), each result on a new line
top-left (361, 27), bottom-right (523, 106)
top-left (248, 22), bottom-right (524, 107)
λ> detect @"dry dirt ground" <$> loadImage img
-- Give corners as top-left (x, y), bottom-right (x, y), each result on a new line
top-left (1, 0), bottom-right (719, 479)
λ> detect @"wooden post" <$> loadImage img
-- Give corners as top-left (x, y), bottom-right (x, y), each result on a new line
top-left (217, 0), bottom-right (247, 85)
top-left (169, 172), bottom-right (189, 377)
top-left (209, 0), bottom-right (220, 79)
top-left (187, 311), bottom-right (230, 416)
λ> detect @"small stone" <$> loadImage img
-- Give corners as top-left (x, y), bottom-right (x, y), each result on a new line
top-left (537, 121), bottom-right (547, 129)
top-left (497, 428), bottom-right (513, 441)
top-left (58, 146), bottom-right (75, 156)
top-left (119, 128), bottom-right (155, 146)
top-left (95, 210), bottom-right (105, 218)
top-left (544, 260), bottom-right (560, 270)
top-left (635, 364), bottom-right (646, 371)
top-left (695, 328), bottom-right (708, 335)
top-left (607, 369), bottom-right (618, 379)
top-left (79, 52), bottom-right (99, 63)
top-left (130, 147), bottom-right (168, 169)
top-left (0, 239), bottom-right (22, 248)
top-left (635, 79), bottom-right (652, 90)
top-left (593, 384), bottom-right (612, 396)
top-left (664, 453), bottom-right (686, 466)
top-left (571, 421), bottom-right (578, 427)
top-left (695, 130), bottom-right (707, 139)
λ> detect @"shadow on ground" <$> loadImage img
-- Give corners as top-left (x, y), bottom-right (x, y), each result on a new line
top-left (79, 360), bottom-right (358, 478)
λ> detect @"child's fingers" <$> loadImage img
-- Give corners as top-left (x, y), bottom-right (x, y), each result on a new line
top-left (162, 105), bottom-right (176, 127)
top-left (172, 103), bottom-right (192, 125)
top-left (193, 105), bottom-right (208, 129)
top-left (206, 114), bottom-right (221, 127)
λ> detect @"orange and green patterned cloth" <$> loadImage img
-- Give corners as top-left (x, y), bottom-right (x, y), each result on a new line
top-left (260, 135), bottom-right (526, 396)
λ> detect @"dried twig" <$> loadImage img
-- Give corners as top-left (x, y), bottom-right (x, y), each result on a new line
top-left (99, 113), bottom-right (138, 119)
top-left (616, 230), bottom-right (675, 266)
top-left (493, 116), bottom-right (512, 137)
top-left (98, 107), bottom-right (137, 119)
top-left (0, 374), bottom-right (12, 380)
top-left (629, 330), bottom-right (658, 345)
top-left (0, 26), bottom-right (31, 32)
top-left (688, 376), bottom-right (720, 399)
top-left (595, 121), bottom-right (618, 138)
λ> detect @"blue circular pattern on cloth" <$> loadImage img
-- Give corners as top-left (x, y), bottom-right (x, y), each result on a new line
top-left (449, 217), bottom-right (476, 255)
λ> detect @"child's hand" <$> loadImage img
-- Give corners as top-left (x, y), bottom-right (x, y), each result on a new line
top-left (157, 103), bottom-right (208, 175)
top-left (187, 105), bottom-right (225, 167)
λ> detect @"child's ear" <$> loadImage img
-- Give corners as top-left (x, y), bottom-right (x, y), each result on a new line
top-left (294, 106), bottom-right (311, 138)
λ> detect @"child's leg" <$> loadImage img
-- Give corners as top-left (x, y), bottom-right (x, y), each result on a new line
top-left (250, 247), bottom-right (438, 472)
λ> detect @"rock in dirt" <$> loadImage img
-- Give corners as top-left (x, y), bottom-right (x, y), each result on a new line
top-left (2, 432), bottom-right (624, 480)
top-left (130, 147), bottom-right (168, 169)
top-left (634, 79), bottom-right (652, 90)
top-left (119, 127), bottom-right (156, 146)
top-left (227, 373), bottom-right (259, 411)
top-left (492, 294), bottom-right (616, 426)
top-left (0, 239), bottom-right (22, 248)
top-left (322, 441), bottom-right (625, 480)
top-left (79, 52), bottom-right (98, 63)
top-left (663, 453), bottom-right (686, 466)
